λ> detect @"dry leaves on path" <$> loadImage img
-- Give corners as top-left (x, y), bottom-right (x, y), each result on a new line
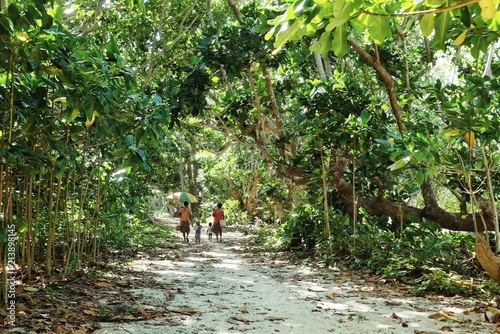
top-left (428, 311), bottom-right (459, 322)
top-left (167, 307), bottom-right (200, 315)
top-left (2, 257), bottom-right (174, 333)
top-left (229, 316), bottom-right (252, 324)
top-left (326, 292), bottom-right (342, 300)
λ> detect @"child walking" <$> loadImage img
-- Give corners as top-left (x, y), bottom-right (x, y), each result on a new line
top-left (207, 222), bottom-right (213, 241)
top-left (194, 222), bottom-right (202, 243)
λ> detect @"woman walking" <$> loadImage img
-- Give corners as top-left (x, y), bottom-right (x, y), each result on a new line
top-left (212, 202), bottom-right (224, 242)
top-left (179, 201), bottom-right (192, 242)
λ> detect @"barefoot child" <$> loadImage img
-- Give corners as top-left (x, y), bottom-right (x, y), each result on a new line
top-left (207, 222), bottom-right (213, 241)
top-left (194, 222), bottom-right (202, 243)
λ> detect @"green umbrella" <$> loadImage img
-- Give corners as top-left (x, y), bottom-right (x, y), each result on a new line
top-left (166, 192), bottom-right (198, 203)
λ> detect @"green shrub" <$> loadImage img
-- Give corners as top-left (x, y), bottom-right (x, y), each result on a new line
top-left (251, 206), bottom-right (493, 298)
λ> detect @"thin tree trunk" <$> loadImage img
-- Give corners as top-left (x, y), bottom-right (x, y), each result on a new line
top-left (314, 51), bottom-right (326, 81)
top-left (245, 159), bottom-right (259, 214)
top-left (320, 150), bottom-right (331, 246)
top-left (482, 147), bottom-right (500, 251)
top-left (93, 161), bottom-right (102, 260)
top-left (321, 54), bottom-right (332, 78)
top-left (482, 43), bottom-right (494, 78)
top-left (46, 169), bottom-right (55, 276)
top-left (22, 176), bottom-right (34, 281)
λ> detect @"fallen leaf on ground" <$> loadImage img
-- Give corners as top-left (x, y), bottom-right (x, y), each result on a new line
top-left (113, 314), bottom-right (138, 321)
top-left (378, 278), bottom-right (398, 284)
top-left (230, 316), bottom-right (251, 324)
top-left (213, 304), bottom-right (228, 310)
top-left (363, 276), bottom-right (379, 282)
top-left (82, 308), bottom-right (98, 317)
top-left (265, 316), bottom-right (286, 321)
top-left (51, 324), bottom-right (72, 333)
top-left (462, 307), bottom-right (478, 315)
top-left (336, 274), bottom-right (352, 279)
top-left (414, 331), bottom-right (440, 334)
top-left (94, 281), bottom-right (114, 288)
top-left (239, 305), bottom-right (247, 313)
top-left (16, 303), bottom-right (29, 312)
top-left (326, 292), bottom-right (341, 300)
top-left (390, 312), bottom-right (402, 322)
top-left (428, 311), bottom-right (459, 322)
top-left (168, 307), bottom-right (200, 315)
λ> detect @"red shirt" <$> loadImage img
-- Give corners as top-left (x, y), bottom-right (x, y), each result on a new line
top-left (213, 208), bottom-right (224, 223)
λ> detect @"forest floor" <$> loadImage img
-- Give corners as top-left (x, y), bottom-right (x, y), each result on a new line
top-left (3, 214), bottom-right (499, 334)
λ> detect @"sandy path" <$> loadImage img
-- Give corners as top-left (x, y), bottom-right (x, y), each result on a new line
top-left (94, 216), bottom-right (496, 334)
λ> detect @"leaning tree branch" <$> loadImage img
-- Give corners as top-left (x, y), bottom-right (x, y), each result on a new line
top-left (348, 35), bottom-right (406, 132)
top-left (360, 0), bottom-right (480, 18)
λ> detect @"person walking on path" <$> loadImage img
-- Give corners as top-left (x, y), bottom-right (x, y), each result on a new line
top-left (194, 222), bottom-right (202, 243)
top-left (207, 222), bottom-right (213, 241)
top-left (212, 203), bottom-right (224, 242)
top-left (179, 201), bottom-right (192, 242)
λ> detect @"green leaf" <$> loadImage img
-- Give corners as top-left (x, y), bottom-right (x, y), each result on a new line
top-left (360, 110), bottom-right (370, 125)
top-left (374, 138), bottom-right (392, 145)
top-left (487, 11), bottom-right (500, 30)
top-left (310, 30), bottom-right (331, 54)
top-left (387, 156), bottom-right (410, 171)
top-left (33, 0), bottom-right (47, 15)
top-left (416, 171), bottom-right (425, 185)
top-left (0, 15), bottom-right (14, 33)
top-left (41, 13), bottom-right (53, 29)
top-left (273, 17), bottom-right (306, 52)
top-left (55, 158), bottom-right (68, 179)
top-left (326, 16), bottom-right (348, 31)
top-left (112, 148), bottom-right (128, 158)
top-left (419, 14), bottom-right (434, 37)
top-left (430, 11), bottom-right (451, 50)
top-left (460, 6), bottom-right (471, 28)
top-left (106, 35), bottom-right (121, 62)
top-left (470, 35), bottom-right (488, 59)
top-left (334, 0), bottom-right (356, 20)
top-left (442, 128), bottom-right (461, 136)
top-left (332, 26), bottom-right (349, 57)
top-left (453, 31), bottom-right (467, 46)
top-left (426, 0), bottom-right (446, 6)
top-left (65, 108), bottom-right (79, 123)
top-left (369, 15), bottom-right (392, 44)
top-left (305, 3), bottom-right (323, 24)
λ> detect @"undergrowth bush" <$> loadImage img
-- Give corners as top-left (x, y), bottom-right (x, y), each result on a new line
top-left (253, 204), bottom-right (494, 298)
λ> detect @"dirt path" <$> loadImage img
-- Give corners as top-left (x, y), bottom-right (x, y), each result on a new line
top-left (91, 215), bottom-right (495, 334)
